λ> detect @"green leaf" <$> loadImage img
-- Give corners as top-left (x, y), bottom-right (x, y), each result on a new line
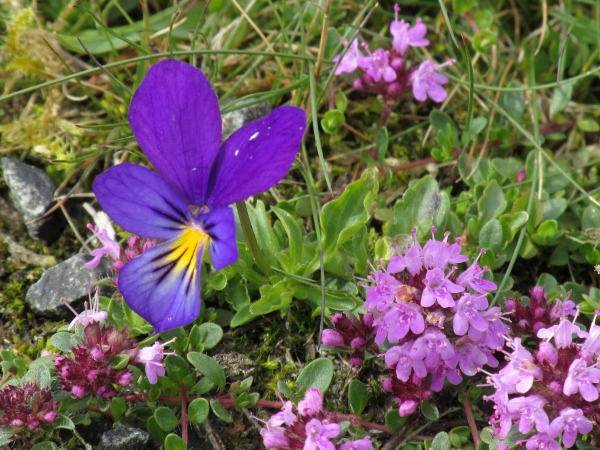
top-left (542, 198), bottom-right (568, 221)
top-left (53, 413), bottom-right (75, 430)
top-left (198, 323), bottom-right (223, 350)
top-left (537, 220), bottom-right (558, 239)
top-left (385, 409), bottom-right (407, 433)
top-left (188, 398), bottom-right (210, 424)
top-left (50, 332), bottom-right (75, 352)
top-left (147, 416), bottom-right (168, 444)
top-left (550, 82), bottom-right (573, 117)
top-left (110, 397), bottom-right (127, 422)
top-left (388, 176), bottom-right (446, 240)
top-left (210, 399), bottom-right (233, 423)
top-left (421, 401), bottom-right (439, 421)
top-left (376, 126), bottom-right (389, 161)
top-left (272, 206), bottom-right (303, 270)
top-left (321, 110), bottom-right (345, 134)
top-left (430, 110), bottom-right (458, 143)
top-left (296, 358), bottom-right (334, 393)
top-left (453, 0), bottom-right (474, 14)
top-left (164, 433), bottom-right (187, 450)
top-left (187, 353), bottom-right (226, 390)
top-left (577, 119), bottom-right (600, 132)
top-left (501, 81), bottom-right (526, 121)
top-left (164, 354), bottom-right (190, 384)
top-left (348, 380), bottom-right (368, 415)
top-left (31, 443), bottom-right (58, 450)
top-left (499, 212), bottom-right (529, 243)
top-left (582, 205), bottom-right (600, 229)
top-left (478, 180), bottom-right (507, 229)
top-left (155, 407), bottom-right (179, 432)
top-left (246, 200), bottom-right (281, 267)
top-left (473, 29), bottom-right (497, 51)
top-left (109, 354), bottom-right (130, 370)
top-left (250, 279), bottom-right (294, 316)
top-left (491, 157), bottom-right (522, 180)
top-left (479, 219), bottom-right (503, 253)
top-left (321, 169), bottom-right (378, 258)
top-left (335, 92), bottom-right (348, 113)
top-left (431, 432), bottom-right (451, 450)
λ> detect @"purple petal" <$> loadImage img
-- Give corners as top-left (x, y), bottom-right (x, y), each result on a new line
top-left (412, 81), bottom-right (427, 101)
top-left (118, 231), bottom-right (204, 333)
top-left (200, 207), bottom-right (238, 270)
top-left (206, 106), bottom-right (305, 208)
top-left (427, 83), bottom-right (448, 103)
top-left (128, 59), bottom-right (221, 206)
top-left (93, 163), bottom-right (191, 239)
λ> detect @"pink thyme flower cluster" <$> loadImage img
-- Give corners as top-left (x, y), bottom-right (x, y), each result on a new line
top-left (333, 5), bottom-right (454, 105)
top-left (323, 228), bottom-right (506, 416)
top-left (85, 223), bottom-right (160, 285)
top-left (0, 383), bottom-right (57, 438)
top-left (485, 297), bottom-right (600, 449)
top-left (260, 388), bottom-right (372, 450)
top-left (54, 321), bottom-right (136, 399)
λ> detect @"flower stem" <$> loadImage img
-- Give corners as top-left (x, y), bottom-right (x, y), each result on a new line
top-left (235, 200), bottom-right (271, 277)
top-left (180, 384), bottom-right (189, 445)
top-left (463, 395), bottom-right (480, 448)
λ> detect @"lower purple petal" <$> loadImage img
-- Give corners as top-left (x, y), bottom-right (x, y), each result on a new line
top-left (118, 231), bottom-right (204, 333)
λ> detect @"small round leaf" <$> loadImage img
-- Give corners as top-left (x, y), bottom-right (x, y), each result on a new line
top-left (188, 398), bottom-right (209, 424)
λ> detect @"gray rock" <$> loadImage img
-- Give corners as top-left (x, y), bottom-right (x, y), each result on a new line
top-left (2, 157), bottom-right (64, 241)
top-left (221, 101), bottom-right (272, 139)
top-left (25, 254), bottom-right (113, 319)
top-left (96, 423), bottom-right (150, 450)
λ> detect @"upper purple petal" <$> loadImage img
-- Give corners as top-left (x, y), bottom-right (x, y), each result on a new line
top-left (200, 207), bottom-right (238, 270)
top-left (128, 59), bottom-right (222, 206)
top-left (93, 163), bottom-right (191, 239)
top-left (206, 106), bottom-right (306, 208)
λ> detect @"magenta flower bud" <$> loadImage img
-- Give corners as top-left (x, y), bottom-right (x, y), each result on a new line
top-left (42, 411), bottom-right (57, 423)
top-left (331, 313), bottom-right (344, 325)
top-left (321, 329), bottom-right (344, 347)
top-left (27, 420), bottom-right (39, 430)
top-left (383, 378), bottom-right (393, 391)
top-left (549, 381), bottom-right (563, 394)
top-left (534, 307), bottom-right (546, 319)
top-left (11, 418), bottom-right (24, 427)
top-left (504, 299), bottom-right (516, 312)
top-left (71, 385), bottom-right (87, 398)
top-left (533, 321), bottom-right (545, 334)
top-left (91, 347), bottom-right (104, 361)
top-left (353, 78), bottom-right (364, 90)
top-left (536, 342), bottom-right (558, 365)
top-left (349, 356), bottom-right (363, 366)
top-left (387, 83), bottom-right (401, 94)
top-left (112, 261), bottom-right (124, 271)
top-left (261, 429), bottom-right (289, 448)
top-left (391, 58), bottom-right (403, 70)
top-left (116, 371), bottom-right (133, 387)
top-left (530, 286), bottom-right (547, 305)
top-left (87, 370), bottom-right (99, 382)
top-left (298, 388), bottom-right (323, 416)
top-left (516, 169), bottom-right (526, 182)
top-left (399, 400), bottom-right (418, 416)
top-left (362, 313), bottom-right (374, 328)
top-left (351, 337), bottom-right (365, 349)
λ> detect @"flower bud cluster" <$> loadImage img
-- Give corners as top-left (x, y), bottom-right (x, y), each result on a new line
top-left (0, 383), bottom-right (57, 437)
top-left (260, 388), bottom-right (371, 450)
top-left (333, 4), bottom-right (454, 104)
top-left (54, 322), bottom-right (137, 399)
top-left (323, 228), bottom-right (506, 416)
top-left (85, 223), bottom-right (160, 285)
top-left (486, 292), bottom-right (600, 449)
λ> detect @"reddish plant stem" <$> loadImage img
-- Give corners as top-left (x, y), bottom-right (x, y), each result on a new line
top-left (463, 396), bottom-right (480, 449)
top-left (180, 385), bottom-right (189, 445)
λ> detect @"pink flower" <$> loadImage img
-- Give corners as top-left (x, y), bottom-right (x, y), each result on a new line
top-left (85, 224), bottom-right (121, 269)
top-left (134, 338), bottom-right (175, 384)
top-left (298, 388), bottom-right (323, 417)
top-left (411, 60), bottom-right (454, 103)
top-left (390, 5), bottom-right (429, 55)
top-left (64, 286), bottom-right (108, 330)
top-left (333, 39), bottom-right (367, 75)
top-left (363, 48), bottom-right (397, 83)
top-left (304, 418), bottom-right (339, 450)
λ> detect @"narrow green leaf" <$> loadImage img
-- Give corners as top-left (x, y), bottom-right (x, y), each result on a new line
top-left (348, 380), bottom-right (368, 415)
top-left (210, 399), bottom-right (233, 423)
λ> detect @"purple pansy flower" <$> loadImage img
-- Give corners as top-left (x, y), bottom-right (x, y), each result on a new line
top-left (93, 60), bottom-right (305, 332)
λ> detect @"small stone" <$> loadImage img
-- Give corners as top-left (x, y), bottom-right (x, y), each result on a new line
top-left (25, 254), bottom-right (112, 319)
top-left (221, 101), bottom-right (272, 139)
top-left (2, 157), bottom-right (64, 241)
top-left (96, 423), bottom-right (150, 450)
top-left (213, 352), bottom-right (255, 381)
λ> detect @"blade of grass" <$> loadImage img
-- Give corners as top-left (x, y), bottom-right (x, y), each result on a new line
top-left (308, 62), bottom-right (333, 194)
top-left (437, 0), bottom-right (459, 48)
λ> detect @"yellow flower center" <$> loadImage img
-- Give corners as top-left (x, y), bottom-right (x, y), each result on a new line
top-left (168, 227), bottom-right (208, 272)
